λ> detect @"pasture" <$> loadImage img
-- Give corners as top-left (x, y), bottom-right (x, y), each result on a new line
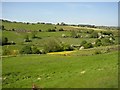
top-left (2, 51), bottom-right (118, 88)
top-left (1, 20), bottom-right (119, 88)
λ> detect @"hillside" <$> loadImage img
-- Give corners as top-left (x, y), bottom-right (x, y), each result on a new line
top-left (1, 20), bottom-right (119, 88)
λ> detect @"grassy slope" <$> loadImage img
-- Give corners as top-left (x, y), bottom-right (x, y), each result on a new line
top-left (2, 22), bottom-right (55, 31)
top-left (2, 51), bottom-right (118, 88)
top-left (3, 21), bottom-right (115, 32)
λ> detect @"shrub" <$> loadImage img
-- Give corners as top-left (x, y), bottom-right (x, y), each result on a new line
top-left (47, 28), bottom-right (56, 32)
top-left (80, 40), bottom-right (87, 46)
top-left (84, 43), bottom-right (93, 49)
top-left (71, 30), bottom-right (77, 38)
top-left (90, 32), bottom-right (98, 38)
top-left (44, 38), bottom-right (73, 53)
top-left (40, 49), bottom-right (46, 54)
top-left (31, 31), bottom-right (37, 39)
top-left (38, 29), bottom-right (42, 32)
top-left (24, 35), bottom-right (31, 42)
top-left (94, 50), bottom-right (102, 54)
top-left (32, 46), bottom-right (40, 54)
top-left (87, 29), bottom-right (94, 34)
top-left (95, 39), bottom-right (102, 47)
top-left (62, 43), bottom-right (74, 51)
top-left (102, 31), bottom-right (113, 35)
top-left (2, 36), bottom-right (8, 45)
top-left (20, 45), bottom-right (32, 54)
top-left (59, 28), bottom-right (64, 31)
top-left (0, 25), bottom-right (5, 30)
top-left (44, 39), bottom-right (63, 53)
top-left (3, 49), bottom-right (11, 55)
top-left (71, 31), bottom-right (79, 38)
top-left (12, 28), bottom-right (15, 31)
top-left (103, 38), bottom-right (114, 45)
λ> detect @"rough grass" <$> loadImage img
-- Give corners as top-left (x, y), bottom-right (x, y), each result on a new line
top-left (2, 51), bottom-right (118, 88)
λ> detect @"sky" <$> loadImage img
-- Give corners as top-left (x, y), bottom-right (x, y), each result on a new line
top-left (2, 2), bottom-right (118, 26)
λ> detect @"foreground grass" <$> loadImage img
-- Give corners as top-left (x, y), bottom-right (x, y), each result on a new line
top-left (2, 51), bottom-right (118, 88)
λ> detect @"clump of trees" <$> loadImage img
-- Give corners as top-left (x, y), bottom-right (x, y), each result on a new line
top-left (47, 28), bottom-right (56, 32)
top-left (20, 45), bottom-right (41, 54)
top-left (44, 38), bottom-right (74, 53)
top-left (102, 38), bottom-right (114, 45)
top-left (59, 28), bottom-right (64, 31)
top-left (80, 40), bottom-right (93, 49)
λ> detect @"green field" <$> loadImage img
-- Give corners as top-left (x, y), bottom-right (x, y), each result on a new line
top-left (1, 20), bottom-right (119, 88)
top-left (2, 51), bottom-right (118, 88)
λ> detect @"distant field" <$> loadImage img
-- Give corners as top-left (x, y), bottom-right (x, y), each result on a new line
top-left (2, 51), bottom-right (118, 88)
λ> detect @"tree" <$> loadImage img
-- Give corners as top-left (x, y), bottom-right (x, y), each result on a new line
top-left (84, 43), bottom-right (93, 49)
top-left (31, 31), bottom-right (37, 39)
top-left (24, 35), bottom-right (31, 42)
top-left (71, 31), bottom-right (78, 38)
top-left (60, 22), bottom-right (66, 26)
top-left (0, 25), bottom-right (5, 30)
top-left (20, 45), bottom-right (32, 54)
top-left (59, 28), bottom-right (64, 31)
top-left (32, 46), bottom-right (40, 54)
top-left (2, 36), bottom-right (8, 45)
top-left (47, 28), bottom-right (56, 32)
top-left (80, 40), bottom-right (87, 46)
top-left (95, 39), bottom-right (102, 47)
top-left (44, 39), bottom-right (63, 53)
top-left (56, 23), bottom-right (59, 25)
top-left (38, 29), bottom-right (42, 32)
top-left (90, 32), bottom-right (98, 38)
top-left (103, 38), bottom-right (114, 45)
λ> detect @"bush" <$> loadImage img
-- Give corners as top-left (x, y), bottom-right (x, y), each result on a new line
top-left (102, 31), bottom-right (113, 35)
top-left (3, 49), bottom-right (11, 55)
top-left (2, 36), bottom-right (8, 45)
top-left (90, 32), bottom-right (98, 38)
top-left (47, 28), bottom-right (56, 32)
top-left (80, 40), bottom-right (87, 46)
top-left (62, 43), bottom-right (74, 51)
top-left (71, 31), bottom-right (80, 38)
top-left (31, 31), bottom-right (38, 39)
top-left (20, 45), bottom-right (32, 54)
top-left (84, 43), bottom-right (93, 49)
top-left (71, 31), bottom-right (76, 38)
top-left (94, 50), bottom-right (102, 54)
top-left (40, 49), bottom-right (46, 54)
top-left (95, 39), bottom-right (102, 47)
top-left (32, 46), bottom-right (40, 54)
top-left (103, 38), bottom-right (114, 45)
top-left (12, 28), bottom-right (15, 31)
top-left (59, 28), bottom-right (64, 31)
top-left (1, 25), bottom-right (5, 30)
top-left (44, 39), bottom-right (63, 53)
top-left (38, 29), bottom-right (42, 32)
top-left (44, 38), bottom-right (73, 53)
top-left (86, 29), bottom-right (94, 34)
top-left (24, 35), bottom-right (31, 42)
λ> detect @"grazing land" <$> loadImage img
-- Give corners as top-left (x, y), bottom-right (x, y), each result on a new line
top-left (1, 20), bottom-right (119, 88)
